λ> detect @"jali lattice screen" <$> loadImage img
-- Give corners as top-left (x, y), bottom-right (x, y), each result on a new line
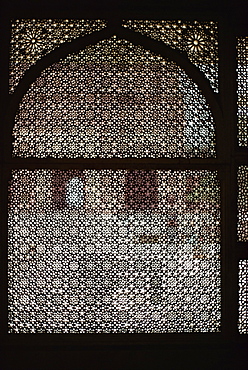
top-left (237, 37), bottom-right (248, 147)
top-left (12, 37), bottom-right (216, 159)
top-left (8, 169), bottom-right (221, 333)
top-left (239, 260), bottom-right (248, 334)
top-left (238, 166), bottom-right (248, 242)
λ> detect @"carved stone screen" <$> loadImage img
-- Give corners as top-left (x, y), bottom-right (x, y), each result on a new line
top-left (8, 169), bottom-right (221, 333)
top-left (237, 37), bottom-right (248, 147)
top-left (237, 166), bottom-right (248, 242)
top-left (123, 20), bottom-right (219, 92)
top-left (239, 260), bottom-right (248, 334)
top-left (12, 37), bottom-right (216, 159)
top-left (9, 19), bottom-right (107, 93)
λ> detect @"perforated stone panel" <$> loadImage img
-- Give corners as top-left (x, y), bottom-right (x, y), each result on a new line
top-left (8, 169), bottom-right (221, 333)
top-left (123, 20), bottom-right (219, 92)
top-left (237, 37), bottom-right (248, 147)
top-left (238, 166), bottom-right (248, 242)
top-left (239, 260), bottom-right (248, 334)
top-left (12, 37), bottom-right (216, 159)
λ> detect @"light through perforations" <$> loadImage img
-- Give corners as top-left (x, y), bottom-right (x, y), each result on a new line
top-left (237, 37), bottom-right (248, 147)
top-left (12, 37), bottom-right (216, 159)
top-left (237, 166), bottom-right (248, 242)
top-left (66, 177), bottom-right (84, 208)
top-left (122, 20), bottom-right (219, 92)
top-left (8, 169), bottom-right (221, 333)
top-left (238, 260), bottom-right (248, 334)
top-left (9, 19), bottom-right (107, 93)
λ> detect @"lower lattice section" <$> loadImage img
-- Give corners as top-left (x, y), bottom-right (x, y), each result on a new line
top-left (8, 169), bottom-right (221, 333)
top-left (239, 260), bottom-right (248, 334)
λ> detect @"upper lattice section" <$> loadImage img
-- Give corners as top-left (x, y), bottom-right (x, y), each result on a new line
top-left (122, 20), bottom-right (218, 92)
top-left (9, 19), bottom-right (107, 93)
top-left (237, 37), bottom-right (248, 147)
top-left (13, 37), bottom-right (216, 159)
